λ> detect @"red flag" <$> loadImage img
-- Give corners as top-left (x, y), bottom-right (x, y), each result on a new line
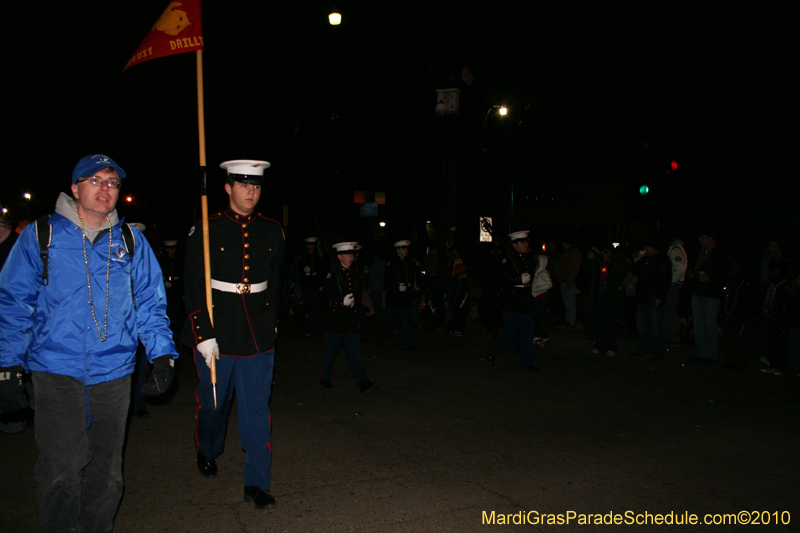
top-left (123, 0), bottom-right (204, 71)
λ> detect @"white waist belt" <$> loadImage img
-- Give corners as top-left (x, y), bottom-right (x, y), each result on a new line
top-left (211, 279), bottom-right (267, 294)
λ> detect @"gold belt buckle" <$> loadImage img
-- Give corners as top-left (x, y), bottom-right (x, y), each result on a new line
top-left (236, 282), bottom-right (251, 294)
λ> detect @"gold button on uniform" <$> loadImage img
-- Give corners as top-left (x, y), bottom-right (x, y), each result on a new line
top-left (244, 266), bottom-right (250, 271)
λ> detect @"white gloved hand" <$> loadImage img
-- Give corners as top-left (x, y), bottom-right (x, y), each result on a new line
top-left (343, 293), bottom-right (355, 307)
top-left (197, 338), bottom-right (219, 369)
top-left (398, 283), bottom-right (407, 292)
top-left (521, 273), bottom-right (531, 285)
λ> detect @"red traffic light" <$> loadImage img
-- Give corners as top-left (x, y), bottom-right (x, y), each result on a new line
top-left (670, 160), bottom-right (678, 171)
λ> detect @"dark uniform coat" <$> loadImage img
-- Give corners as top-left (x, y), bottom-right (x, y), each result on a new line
top-left (182, 207), bottom-right (285, 356)
top-left (498, 252), bottom-right (536, 313)
top-left (385, 255), bottom-right (418, 307)
top-left (319, 265), bottom-right (362, 335)
top-left (297, 251), bottom-right (325, 292)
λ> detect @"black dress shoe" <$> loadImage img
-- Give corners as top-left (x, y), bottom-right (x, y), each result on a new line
top-left (197, 452), bottom-right (217, 478)
top-left (319, 380), bottom-right (334, 389)
top-left (359, 379), bottom-right (380, 394)
top-left (244, 486), bottom-right (276, 509)
top-left (487, 352), bottom-right (495, 366)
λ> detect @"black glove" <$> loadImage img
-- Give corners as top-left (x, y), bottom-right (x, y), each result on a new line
top-left (0, 365), bottom-right (28, 415)
top-left (141, 356), bottom-right (176, 395)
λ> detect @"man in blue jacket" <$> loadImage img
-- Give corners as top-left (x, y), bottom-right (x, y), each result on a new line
top-left (0, 154), bottom-right (178, 533)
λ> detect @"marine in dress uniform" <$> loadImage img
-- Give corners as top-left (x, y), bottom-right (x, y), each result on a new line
top-left (378, 240), bottom-right (419, 349)
top-left (487, 231), bottom-right (539, 371)
top-left (298, 236), bottom-right (324, 334)
top-left (318, 242), bottom-right (379, 394)
top-left (182, 159), bottom-right (285, 509)
top-left (159, 239), bottom-right (185, 334)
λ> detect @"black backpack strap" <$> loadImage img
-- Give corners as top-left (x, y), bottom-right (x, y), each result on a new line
top-left (122, 223), bottom-right (137, 308)
top-left (121, 223), bottom-right (135, 256)
top-left (35, 215), bottom-right (52, 286)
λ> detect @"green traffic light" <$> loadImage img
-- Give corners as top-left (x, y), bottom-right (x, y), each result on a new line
top-left (639, 185), bottom-right (650, 195)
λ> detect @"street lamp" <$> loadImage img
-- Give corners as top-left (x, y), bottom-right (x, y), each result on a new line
top-left (483, 105), bottom-right (508, 128)
top-left (328, 12), bottom-right (341, 25)
top-left (482, 105), bottom-right (514, 232)
top-left (24, 193), bottom-right (31, 200)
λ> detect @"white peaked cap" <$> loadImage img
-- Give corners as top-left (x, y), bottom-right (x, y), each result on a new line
top-left (333, 242), bottom-right (358, 253)
top-left (220, 159), bottom-right (271, 176)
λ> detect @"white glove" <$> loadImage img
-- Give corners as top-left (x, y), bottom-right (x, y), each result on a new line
top-left (398, 283), bottom-right (407, 292)
top-left (164, 281), bottom-right (173, 289)
top-left (521, 273), bottom-right (531, 285)
top-left (343, 293), bottom-right (355, 307)
top-left (197, 338), bottom-right (219, 369)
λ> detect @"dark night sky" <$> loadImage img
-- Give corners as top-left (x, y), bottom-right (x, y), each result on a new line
top-left (4, 2), bottom-right (797, 252)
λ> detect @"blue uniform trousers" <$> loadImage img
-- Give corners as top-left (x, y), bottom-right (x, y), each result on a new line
top-left (319, 333), bottom-right (369, 384)
top-left (195, 349), bottom-right (274, 491)
top-left (488, 310), bottom-right (535, 368)
top-left (380, 306), bottom-right (414, 348)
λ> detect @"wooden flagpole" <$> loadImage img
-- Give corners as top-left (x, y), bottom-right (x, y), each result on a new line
top-left (196, 49), bottom-right (217, 409)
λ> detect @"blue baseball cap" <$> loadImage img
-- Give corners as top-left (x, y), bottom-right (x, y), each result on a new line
top-left (71, 154), bottom-right (127, 183)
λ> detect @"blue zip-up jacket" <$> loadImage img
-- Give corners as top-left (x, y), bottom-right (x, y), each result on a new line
top-left (0, 193), bottom-right (177, 385)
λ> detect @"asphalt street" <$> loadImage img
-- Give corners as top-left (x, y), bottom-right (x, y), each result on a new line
top-left (2, 317), bottom-right (799, 532)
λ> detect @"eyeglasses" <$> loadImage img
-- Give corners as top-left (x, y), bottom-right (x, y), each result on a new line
top-left (78, 176), bottom-right (122, 189)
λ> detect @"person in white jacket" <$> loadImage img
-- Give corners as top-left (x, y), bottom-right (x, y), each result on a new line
top-left (663, 238), bottom-right (688, 347)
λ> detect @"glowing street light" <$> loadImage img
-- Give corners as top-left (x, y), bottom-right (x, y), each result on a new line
top-left (24, 193), bottom-right (31, 200)
top-left (328, 12), bottom-right (341, 25)
top-left (498, 106), bottom-right (508, 116)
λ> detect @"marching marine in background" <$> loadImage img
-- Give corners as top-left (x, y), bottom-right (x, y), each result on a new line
top-left (182, 159), bottom-right (285, 509)
top-left (378, 239), bottom-right (419, 349)
top-left (298, 236), bottom-right (324, 334)
top-left (159, 238), bottom-right (185, 334)
top-left (318, 242), bottom-right (379, 394)
top-left (487, 230), bottom-right (539, 371)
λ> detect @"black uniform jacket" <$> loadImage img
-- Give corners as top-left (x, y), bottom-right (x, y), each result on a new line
top-left (319, 265), bottom-right (362, 335)
top-left (498, 252), bottom-right (536, 313)
top-left (385, 255), bottom-right (418, 307)
top-left (182, 207), bottom-right (285, 356)
top-left (298, 251), bottom-right (325, 291)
